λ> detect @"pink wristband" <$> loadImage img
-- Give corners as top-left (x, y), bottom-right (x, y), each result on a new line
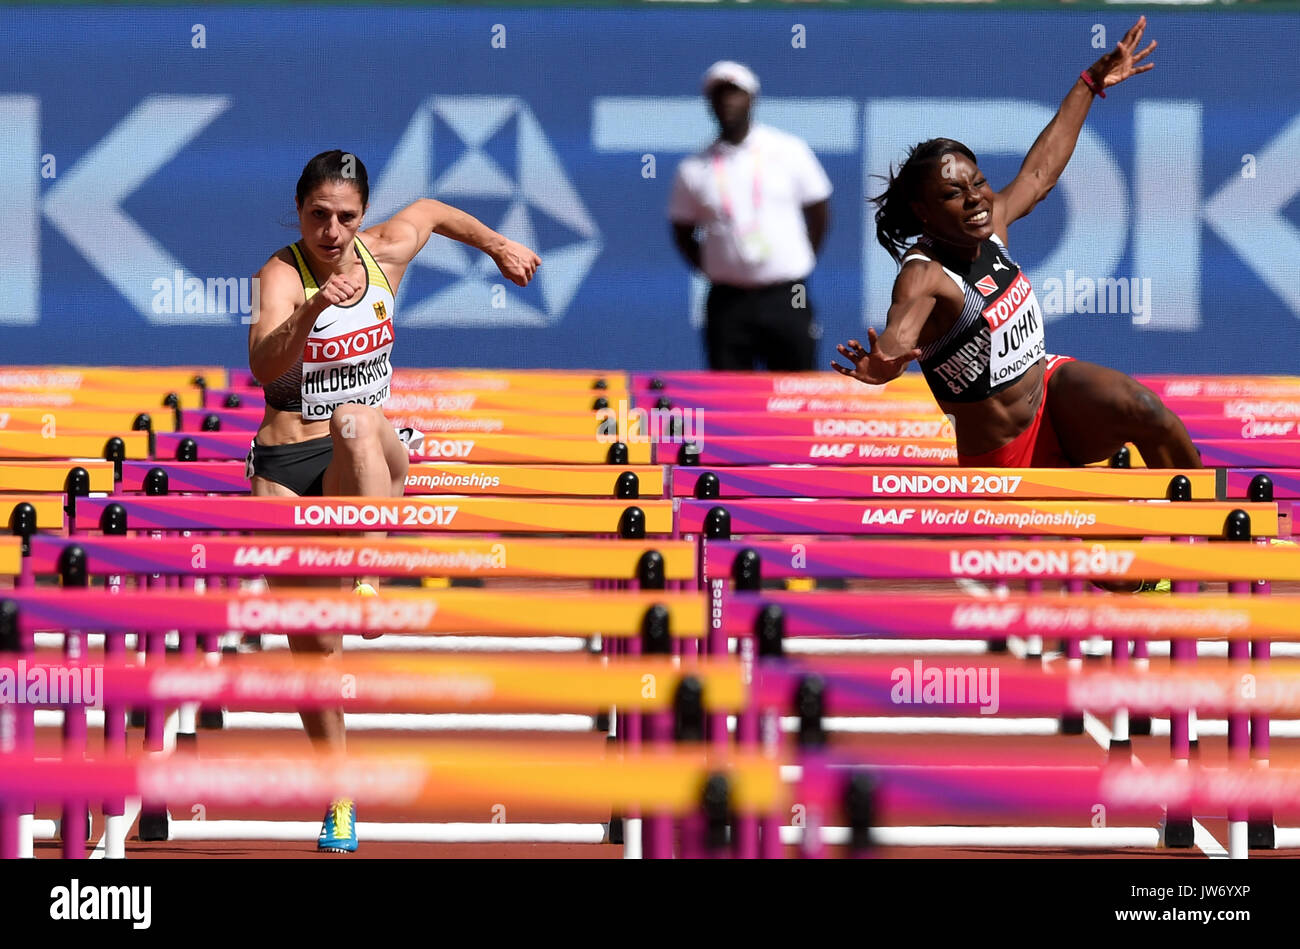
top-left (1080, 70), bottom-right (1105, 99)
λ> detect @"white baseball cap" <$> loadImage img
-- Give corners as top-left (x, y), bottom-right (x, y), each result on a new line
top-left (702, 61), bottom-right (760, 97)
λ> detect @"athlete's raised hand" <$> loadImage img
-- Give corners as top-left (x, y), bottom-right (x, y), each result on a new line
top-left (831, 330), bottom-right (922, 386)
top-left (493, 238), bottom-right (541, 287)
top-left (316, 270), bottom-right (363, 308)
top-left (1088, 16), bottom-right (1156, 91)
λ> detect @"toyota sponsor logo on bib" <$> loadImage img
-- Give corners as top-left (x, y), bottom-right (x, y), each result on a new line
top-left (982, 272), bottom-right (1033, 329)
top-left (305, 322), bottom-right (394, 362)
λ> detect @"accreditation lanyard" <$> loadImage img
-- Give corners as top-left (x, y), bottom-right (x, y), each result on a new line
top-left (712, 146), bottom-right (763, 230)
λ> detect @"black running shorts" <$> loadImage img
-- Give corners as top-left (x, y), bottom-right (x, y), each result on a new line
top-left (245, 435), bottom-right (333, 496)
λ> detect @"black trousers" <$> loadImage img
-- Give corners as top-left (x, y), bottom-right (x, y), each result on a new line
top-left (704, 280), bottom-right (817, 371)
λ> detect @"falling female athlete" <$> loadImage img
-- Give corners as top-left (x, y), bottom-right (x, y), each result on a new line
top-left (832, 17), bottom-right (1199, 471)
top-left (246, 150), bottom-right (540, 852)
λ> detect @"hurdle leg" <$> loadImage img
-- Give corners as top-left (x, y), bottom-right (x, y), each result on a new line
top-left (1109, 630), bottom-right (1131, 760)
top-left (1023, 578), bottom-right (1044, 659)
top-left (102, 629), bottom-right (128, 859)
top-left (1164, 578), bottom-right (1197, 848)
top-left (1226, 643), bottom-right (1250, 859)
top-left (137, 701), bottom-right (171, 843)
top-left (1224, 566), bottom-right (1255, 858)
top-left (1249, 634), bottom-right (1273, 849)
top-left (622, 632), bottom-right (643, 860)
top-left (798, 757), bottom-right (827, 860)
top-left (196, 546), bottom-right (226, 730)
top-left (59, 625), bottom-right (92, 858)
top-left (1248, 480), bottom-right (1275, 849)
top-left (11, 555), bottom-right (37, 857)
top-left (1, 597), bottom-right (22, 858)
top-left (1059, 581), bottom-right (1085, 735)
top-left (706, 577), bottom-right (729, 745)
top-left (641, 709), bottom-right (673, 858)
top-left (174, 539), bottom-right (200, 742)
top-left (0, 700), bottom-right (16, 858)
top-left (137, 614), bottom-right (172, 844)
top-left (177, 629), bottom-right (199, 748)
top-left (1129, 638), bottom-right (1152, 735)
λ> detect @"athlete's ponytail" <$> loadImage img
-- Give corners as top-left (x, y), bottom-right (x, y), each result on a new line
top-left (296, 150), bottom-right (370, 208)
top-left (871, 138), bottom-right (977, 264)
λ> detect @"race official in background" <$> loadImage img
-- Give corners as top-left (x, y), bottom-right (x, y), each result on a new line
top-left (669, 61), bottom-right (833, 371)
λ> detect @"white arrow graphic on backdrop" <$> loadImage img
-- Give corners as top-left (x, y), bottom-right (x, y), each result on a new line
top-left (1203, 112), bottom-right (1300, 320)
top-left (43, 95), bottom-right (231, 325)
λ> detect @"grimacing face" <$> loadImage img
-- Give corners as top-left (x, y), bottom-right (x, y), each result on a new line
top-left (297, 180), bottom-right (367, 267)
top-left (911, 151), bottom-right (995, 247)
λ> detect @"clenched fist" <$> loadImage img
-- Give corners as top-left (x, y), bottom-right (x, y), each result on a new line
top-left (492, 239), bottom-right (541, 287)
top-left (316, 269), bottom-right (363, 307)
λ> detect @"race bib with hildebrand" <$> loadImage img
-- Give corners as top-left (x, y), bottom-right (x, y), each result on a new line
top-left (300, 318), bottom-right (395, 422)
top-left (982, 270), bottom-right (1045, 388)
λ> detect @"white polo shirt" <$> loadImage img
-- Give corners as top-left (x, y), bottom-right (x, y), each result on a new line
top-left (669, 123), bottom-right (832, 288)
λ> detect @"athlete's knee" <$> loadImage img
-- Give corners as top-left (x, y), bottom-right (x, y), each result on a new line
top-left (330, 404), bottom-right (381, 450)
top-left (288, 633), bottom-right (342, 657)
top-left (390, 449), bottom-right (410, 486)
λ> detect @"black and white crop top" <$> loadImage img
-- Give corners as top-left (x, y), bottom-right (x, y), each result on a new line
top-left (261, 237), bottom-right (396, 419)
top-left (906, 235), bottom-right (1046, 404)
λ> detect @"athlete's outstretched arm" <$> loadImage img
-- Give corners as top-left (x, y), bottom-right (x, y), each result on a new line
top-left (995, 16), bottom-right (1155, 230)
top-left (367, 199), bottom-right (539, 286)
top-left (832, 261), bottom-right (937, 385)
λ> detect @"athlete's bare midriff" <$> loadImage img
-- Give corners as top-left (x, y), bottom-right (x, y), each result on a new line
top-left (914, 259), bottom-right (1047, 456)
top-left (937, 360), bottom-right (1045, 456)
top-left (255, 406), bottom-right (331, 448)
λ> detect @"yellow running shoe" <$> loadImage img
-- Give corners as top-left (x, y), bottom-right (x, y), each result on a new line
top-left (354, 581), bottom-right (380, 639)
top-left (318, 798), bottom-right (357, 853)
top-left (1137, 579), bottom-right (1172, 595)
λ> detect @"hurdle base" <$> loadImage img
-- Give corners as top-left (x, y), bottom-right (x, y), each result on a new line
top-left (1107, 739), bottom-right (1132, 762)
top-left (1248, 821), bottom-right (1276, 850)
top-left (1059, 713), bottom-right (1085, 736)
top-left (1129, 715), bottom-right (1152, 736)
top-left (175, 732), bottom-right (198, 750)
top-left (1163, 818), bottom-right (1195, 849)
top-left (198, 708), bottom-right (225, 730)
top-left (607, 816), bottom-right (624, 845)
top-left (138, 809), bottom-right (171, 842)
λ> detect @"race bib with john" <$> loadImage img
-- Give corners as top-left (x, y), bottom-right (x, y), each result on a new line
top-left (982, 271), bottom-right (1045, 388)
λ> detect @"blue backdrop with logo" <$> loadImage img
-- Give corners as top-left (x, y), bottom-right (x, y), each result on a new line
top-left (2, 7), bottom-right (1298, 372)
